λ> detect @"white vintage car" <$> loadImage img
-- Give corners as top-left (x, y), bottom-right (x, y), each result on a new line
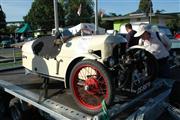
top-left (22, 27), bottom-right (158, 115)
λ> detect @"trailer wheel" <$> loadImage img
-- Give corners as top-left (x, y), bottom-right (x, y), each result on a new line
top-left (9, 98), bottom-right (23, 120)
top-left (0, 90), bottom-right (13, 119)
top-left (169, 81), bottom-right (180, 108)
top-left (0, 97), bottom-right (6, 119)
top-left (70, 60), bottom-right (113, 115)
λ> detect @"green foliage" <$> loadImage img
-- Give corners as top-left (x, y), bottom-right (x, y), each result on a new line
top-left (24, 0), bottom-right (64, 30)
top-left (138, 0), bottom-right (153, 14)
top-left (108, 12), bottom-right (118, 17)
top-left (0, 61), bottom-right (22, 69)
top-left (4, 25), bottom-right (18, 34)
top-left (166, 15), bottom-right (180, 32)
top-left (24, 0), bottom-right (94, 30)
top-left (99, 19), bottom-right (113, 30)
top-left (0, 5), bottom-right (6, 30)
top-left (62, 0), bottom-right (94, 26)
top-left (99, 13), bottom-right (114, 30)
top-left (155, 9), bottom-right (165, 14)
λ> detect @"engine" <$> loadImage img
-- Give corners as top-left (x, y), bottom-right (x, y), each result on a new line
top-left (103, 35), bottom-right (158, 95)
top-left (103, 35), bottom-right (127, 67)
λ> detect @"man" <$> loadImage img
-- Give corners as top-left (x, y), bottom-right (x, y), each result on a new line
top-left (134, 24), bottom-right (172, 78)
top-left (125, 23), bottom-right (139, 47)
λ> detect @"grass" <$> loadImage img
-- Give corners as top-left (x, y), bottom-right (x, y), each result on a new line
top-left (14, 51), bottom-right (22, 57)
top-left (0, 48), bottom-right (22, 58)
top-left (0, 60), bottom-right (22, 69)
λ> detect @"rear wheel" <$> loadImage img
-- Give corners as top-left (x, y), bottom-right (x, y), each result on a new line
top-left (70, 60), bottom-right (113, 115)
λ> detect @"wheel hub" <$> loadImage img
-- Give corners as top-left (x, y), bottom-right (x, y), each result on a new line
top-left (84, 78), bottom-right (99, 94)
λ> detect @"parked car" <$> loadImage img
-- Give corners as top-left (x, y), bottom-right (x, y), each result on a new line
top-left (155, 26), bottom-right (180, 67)
top-left (1, 37), bottom-right (15, 48)
top-left (175, 32), bottom-right (180, 40)
top-left (22, 25), bottom-right (158, 115)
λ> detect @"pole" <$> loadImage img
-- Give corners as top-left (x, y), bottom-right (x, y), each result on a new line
top-left (95, 0), bottom-right (98, 35)
top-left (149, 5), bottom-right (151, 23)
top-left (149, 0), bottom-right (152, 23)
top-left (53, 0), bottom-right (59, 36)
top-left (13, 48), bottom-right (16, 64)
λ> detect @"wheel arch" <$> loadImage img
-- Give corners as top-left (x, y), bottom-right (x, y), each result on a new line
top-left (65, 53), bottom-right (100, 88)
top-left (127, 45), bottom-right (157, 60)
top-left (65, 57), bottom-right (84, 88)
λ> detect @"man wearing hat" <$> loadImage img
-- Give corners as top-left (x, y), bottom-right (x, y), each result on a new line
top-left (134, 24), bottom-right (172, 78)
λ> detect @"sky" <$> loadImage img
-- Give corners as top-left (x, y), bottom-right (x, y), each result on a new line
top-left (0, 0), bottom-right (180, 22)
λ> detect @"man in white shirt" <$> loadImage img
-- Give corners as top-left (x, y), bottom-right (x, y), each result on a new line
top-left (134, 24), bottom-right (172, 78)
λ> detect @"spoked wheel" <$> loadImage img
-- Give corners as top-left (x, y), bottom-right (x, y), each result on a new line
top-left (70, 60), bottom-right (113, 115)
top-left (124, 49), bottom-right (158, 94)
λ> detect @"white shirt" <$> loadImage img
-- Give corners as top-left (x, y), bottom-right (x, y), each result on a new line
top-left (138, 32), bottom-right (170, 59)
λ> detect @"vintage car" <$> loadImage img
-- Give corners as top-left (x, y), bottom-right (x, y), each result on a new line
top-left (22, 24), bottom-right (158, 115)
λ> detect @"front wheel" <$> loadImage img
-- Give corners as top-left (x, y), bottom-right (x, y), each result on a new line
top-left (70, 60), bottom-right (113, 115)
top-left (123, 49), bottom-right (158, 94)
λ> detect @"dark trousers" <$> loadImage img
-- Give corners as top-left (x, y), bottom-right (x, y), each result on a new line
top-left (157, 57), bottom-right (171, 79)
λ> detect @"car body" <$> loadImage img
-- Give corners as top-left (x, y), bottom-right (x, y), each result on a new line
top-left (22, 26), bottom-right (158, 115)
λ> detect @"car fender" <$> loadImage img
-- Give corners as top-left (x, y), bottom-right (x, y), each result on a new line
top-left (127, 45), bottom-right (146, 52)
top-left (126, 45), bottom-right (157, 60)
top-left (126, 45), bottom-right (151, 54)
top-left (64, 53), bottom-right (101, 88)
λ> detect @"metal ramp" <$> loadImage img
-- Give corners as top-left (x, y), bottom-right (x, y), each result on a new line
top-left (0, 68), bottom-right (175, 120)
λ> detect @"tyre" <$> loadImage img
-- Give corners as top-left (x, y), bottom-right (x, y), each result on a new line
top-left (0, 97), bottom-right (6, 119)
top-left (9, 98), bottom-right (44, 120)
top-left (9, 98), bottom-right (23, 120)
top-left (0, 90), bottom-right (13, 119)
top-left (124, 49), bottom-right (158, 94)
top-left (169, 81), bottom-right (180, 108)
top-left (69, 59), bottom-right (113, 115)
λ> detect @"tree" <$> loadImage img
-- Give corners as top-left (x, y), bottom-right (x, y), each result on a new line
top-left (108, 12), bottom-right (118, 17)
top-left (155, 9), bottom-right (165, 14)
top-left (167, 15), bottom-right (180, 33)
top-left (97, 10), bottom-right (113, 30)
top-left (62, 0), bottom-right (94, 26)
top-left (138, 0), bottom-right (153, 14)
top-left (5, 25), bottom-right (18, 34)
top-left (24, 0), bottom-right (64, 30)
top-left (0, 5), bottom-right (6, 30)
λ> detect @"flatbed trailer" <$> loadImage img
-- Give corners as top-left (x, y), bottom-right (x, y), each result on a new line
top-left (0, 67), bottom-right (175, 120)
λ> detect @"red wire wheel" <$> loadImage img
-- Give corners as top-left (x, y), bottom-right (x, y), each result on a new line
top-left (70, 60), bottom-right (113, 115)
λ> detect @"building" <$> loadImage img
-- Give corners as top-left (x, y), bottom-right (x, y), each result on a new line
top-left (102, 11), bottom-right (180, 32)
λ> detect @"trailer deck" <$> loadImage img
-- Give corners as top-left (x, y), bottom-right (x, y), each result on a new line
top-left (0, 67), bottom-right (176, 120)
